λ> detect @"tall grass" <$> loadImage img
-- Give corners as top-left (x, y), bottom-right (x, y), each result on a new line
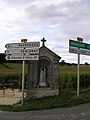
top-left (0, 63), bottom-right (90, 90)
top-left (0, 63), bottom-right (28, 89)
top-left (59, 65), bottom-right (90, 92)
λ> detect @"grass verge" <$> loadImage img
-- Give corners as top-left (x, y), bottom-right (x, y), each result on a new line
top-left (0, 89), bottom-right (90, 112)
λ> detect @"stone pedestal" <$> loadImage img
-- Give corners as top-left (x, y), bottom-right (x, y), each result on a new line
top-left (26, 88), bottom-right (59, 99)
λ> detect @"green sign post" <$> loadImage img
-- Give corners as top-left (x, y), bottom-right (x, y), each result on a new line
top-left (69, 38), bottom-right (90, 96)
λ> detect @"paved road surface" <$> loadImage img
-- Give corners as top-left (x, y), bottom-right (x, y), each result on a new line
top-left (0, 103), bottom-right (90, 120)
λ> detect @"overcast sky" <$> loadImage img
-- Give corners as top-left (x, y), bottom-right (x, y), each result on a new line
top-left (0, 0), bottom-right (90, 63)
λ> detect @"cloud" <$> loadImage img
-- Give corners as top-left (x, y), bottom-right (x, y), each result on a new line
top-left (25, 3), bottom-right (69, 27)
top-left (24, 0), bottom-right (90, 42)
top-left (0, 0), bottom-right (90, 63)
top-left (2, 0), bottom-right (37, 6)
top-left (2, 0), bottom-right (90, 34)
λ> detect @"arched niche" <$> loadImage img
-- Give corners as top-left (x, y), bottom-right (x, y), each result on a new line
top-left (37, 57), bottom-right (53, 88)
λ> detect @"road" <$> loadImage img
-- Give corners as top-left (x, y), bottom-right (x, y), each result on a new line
top-left (0, 103), bottom-right (90, 120)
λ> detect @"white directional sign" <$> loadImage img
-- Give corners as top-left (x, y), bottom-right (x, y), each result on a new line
top-left (5, 42), bottom-right (40, 48)
top-left (5, 55), bottom-right (39, 60)
top-left (5, 48), bottom-right (39, 55)
top-left (5, 41), bottom-right (40, 61)
top-left (69, 46), bottom-right (90, 56)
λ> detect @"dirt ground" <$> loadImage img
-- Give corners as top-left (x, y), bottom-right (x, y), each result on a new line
top-left (0, 89), bottom-right (22, 105)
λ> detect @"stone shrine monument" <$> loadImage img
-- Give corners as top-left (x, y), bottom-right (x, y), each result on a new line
top-left (26, 38), bottom-right (61, 99)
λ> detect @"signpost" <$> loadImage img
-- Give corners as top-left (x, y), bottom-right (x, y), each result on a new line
top-left (5, 39), bottom-right (40, 105)
top-left (69, 37), bottom-right (90, 96)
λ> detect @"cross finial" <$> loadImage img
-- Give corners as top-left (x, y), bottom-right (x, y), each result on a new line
top-left (41, 37), bottom-right (46, 46)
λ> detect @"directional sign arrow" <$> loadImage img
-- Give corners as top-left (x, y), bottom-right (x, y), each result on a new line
top-left (5, 55), bottom-right (39, 60)
top-left (5, 48), bottom-right (39, 55)
top-left (5, 42), bottom-right (40, 48)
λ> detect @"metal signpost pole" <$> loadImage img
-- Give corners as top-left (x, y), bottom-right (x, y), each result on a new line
top-left (21, 59), bottom-right (25, 105)
top-left (77, 53), bottom-right (80, 96)
top-left (77, 37), bottom-right (83, 96)
top-left (69, 37), bottom-right (84, 96)
top-left (21, 39), bottom-right (27, 105)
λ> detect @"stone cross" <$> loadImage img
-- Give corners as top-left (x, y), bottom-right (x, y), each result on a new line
top-left (41, 37), bottom-right (46, 46)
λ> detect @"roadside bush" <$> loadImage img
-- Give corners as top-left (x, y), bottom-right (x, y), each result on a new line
top-left (60, 73), bottom-right (90, 92)
top-left (0, 74), bottom-right (21, 89)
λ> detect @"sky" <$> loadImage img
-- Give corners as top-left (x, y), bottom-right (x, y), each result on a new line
top-left (0, 0), bottom-right (90, 64)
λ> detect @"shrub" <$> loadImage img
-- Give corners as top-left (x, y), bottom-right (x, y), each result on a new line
top-left (60, 73), bottom-right (90, 92)
top-left (0, 73), bottom-right (27, 89)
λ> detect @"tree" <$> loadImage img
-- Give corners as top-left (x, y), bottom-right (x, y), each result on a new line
top-left (85, 62), bottom-right (89, 65)
top-left (0, 54), bottom-right (6, 63)
top-left (60, 60), bottom-right (66, 66)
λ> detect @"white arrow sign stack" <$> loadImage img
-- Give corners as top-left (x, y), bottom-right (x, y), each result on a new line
top-left (5, 41), bottom-right (40, 60)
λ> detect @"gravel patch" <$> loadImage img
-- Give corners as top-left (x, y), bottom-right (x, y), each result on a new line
top-left (0, 89), bottom-right (22, 105)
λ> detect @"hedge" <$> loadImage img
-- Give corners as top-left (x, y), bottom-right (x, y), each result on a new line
top-left (0, 74), bottom-right (27, 89)
top-left (60, 73), bottom-right (90, 92)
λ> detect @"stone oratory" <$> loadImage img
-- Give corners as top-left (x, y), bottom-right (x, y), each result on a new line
top-left (26, 38), bottom-right (61, 99)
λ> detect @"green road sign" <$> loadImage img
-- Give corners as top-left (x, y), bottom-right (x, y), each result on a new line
top-left (69, 40), bottom-right (90, 50)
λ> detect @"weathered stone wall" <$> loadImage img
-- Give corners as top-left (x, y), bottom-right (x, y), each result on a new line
top-left (26, 88), bottom-right (59, 99)
top-left (26, 45), bottom-right (61, 99)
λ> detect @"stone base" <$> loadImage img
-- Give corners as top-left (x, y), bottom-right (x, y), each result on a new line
top-left (26, 88), bottom-right (59, 99)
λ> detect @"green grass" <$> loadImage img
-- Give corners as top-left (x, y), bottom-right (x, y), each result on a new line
top-left (0, 63), bottom-right (28, 74)
top-left (0, 64), bottom-right (90, 111)
top-left (0, 63), bottom-right (90, 75)
top-left (60, 65), bottom-right (90, 74)
top-left (0, 90), bottom-right (90, 112)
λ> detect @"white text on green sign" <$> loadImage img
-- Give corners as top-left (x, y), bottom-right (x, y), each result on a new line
top-left (69, 40), bottom-right (90, 50)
